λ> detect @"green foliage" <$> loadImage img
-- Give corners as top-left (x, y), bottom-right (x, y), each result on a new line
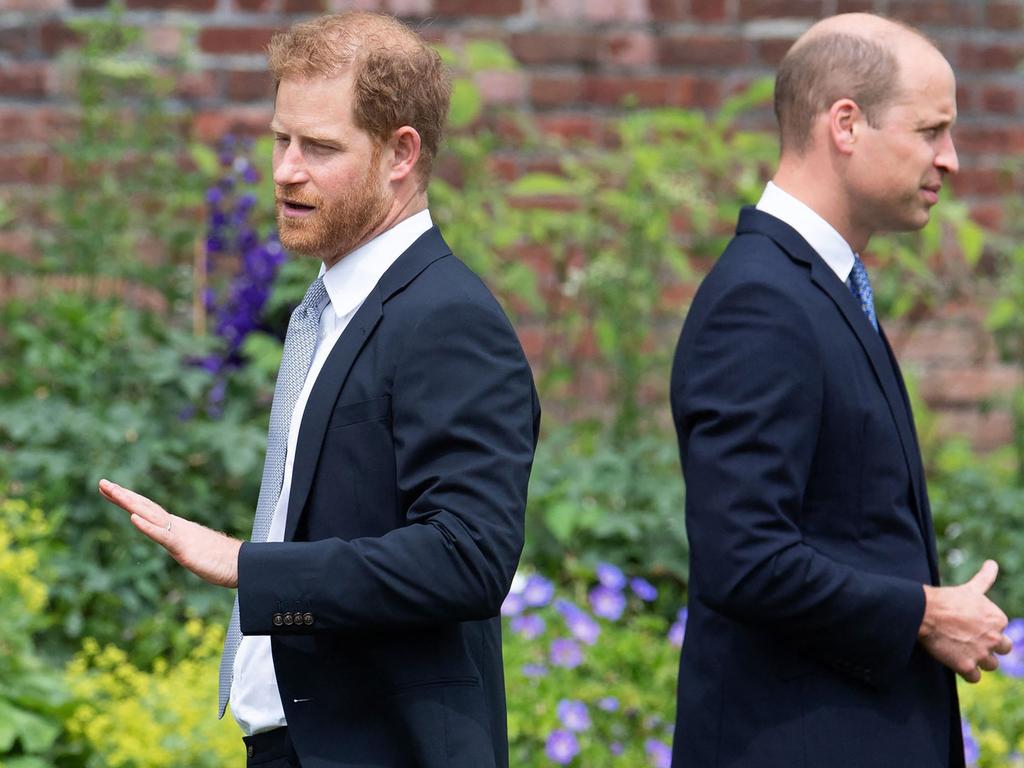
top-left (504, 568), bottom-right (678, 766)
top-left (959, 674), bottom-right (1024, 767)
top-left (65, 622), bottom-right (242, 767)
top-left (526, 426), bottom-right (687, 591)
top-left (0, 498), bottom-right (77, 766)
top-left (0, 295), bottom-right (268, 662)
top-left (26, 2), bottom-right (202, 300)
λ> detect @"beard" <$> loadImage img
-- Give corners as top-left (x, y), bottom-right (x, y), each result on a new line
top-left (275, 153), bottom-right (390, 263)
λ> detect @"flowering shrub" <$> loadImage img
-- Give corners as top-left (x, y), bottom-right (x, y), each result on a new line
top-left (958, 618), bottom-right (1024, 768)
top-left (0, 498), bottom-right (71, 765)
top-left (503, 564), bottom-right (680, 766)
top-left (65, 620), bottom-right (242, 767)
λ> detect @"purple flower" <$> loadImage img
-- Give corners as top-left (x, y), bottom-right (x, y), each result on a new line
top-left (510, 613), bottom-right (545, 639)
top-left (556, 600), bottom-right (600, 645)
top-left (522, 663), bottom-right (548, 678)
top-left (962, 719), bottom-right (979, 766)
top-left (645, 738), bottom-right (672, 768)
top-left (630, 577), bottom-right (658, 602)
top-left (1001, 618), bottom-right (1024, 677)
top-left (556, 699), bottom-right (591, 732)
top-left (522, 574), bottom-right (555, 607)
top-left (550, 638), bottom-right (583, 669)
top-left (500, 591), bottom-right (524, 617)
top-left (610, 742), bottom-right (624, 756)
top-left (545, 730), bottom-right (580, 765)
top-left (242, 165), bottom-right (260, 184)
top-left (590, 585), bottom-right (626, 621)
top-left (668, 620), bottom-right (686, 648)
top-left (598, 696), bottom-right (619, 712)
top-left (596, 562), bottom-right (626, 590)
top-left (205, 186), bottom-right (224, 205)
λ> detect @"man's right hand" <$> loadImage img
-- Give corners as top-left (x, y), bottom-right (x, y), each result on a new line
top-left (919, 559), bottom-right (1013, 683)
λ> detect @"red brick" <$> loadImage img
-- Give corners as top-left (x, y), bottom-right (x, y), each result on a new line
top-left (987, 1), bottom-right (1023, 27)
top-left (888, 0), bottom-right (977, 27)
top-left (234, 0), bottom-right (271, 8)
top-left (0, 63), bottom-right (51, 98)
top-left (198, 27), bottom-right (278, 55)
top-left (144, 26), bottom-right (186, 58)
top-left (385, 0), bottom-right (431, 14)
top-left (530, 75), bottom-right (583, 107)
top-left (738, 0), bottom-right (822, 20)
top-left (127, 0), bottom-right (215, 9)
top-left (959, 41), bottom-right (1024, 70)
top-left (659, 35), bottom-right (751, 67)
top-left (600, 32), bottom-right (657, 68)
top-left (434, 0), bottom-right (521, 15)
top-left (584, 0), bottom-right (648, 22)
top-left (670, 74), bottom-right (721, 108)
top-left (835, 0), bottom-right (874, 11)
top-left (919, 366), bottom-right (1020, 406)
top-left (283, 0), bottom-right (328, 11)
top-left (70, 0), bottom-right (106, 6)
top-left (756, 37), bottom-right (796, 66)
top-left (0, 26), bottom-right (36, 57)
top-left (950, 167), bottom-right (1014, 197)
top-left (192, 107), bottom-right (273, 142)
top-left (225, 69), bottom-right (274, 101)
top-left (968, 201), bottom-right (1004, 231)
top-left (955, 125), bottom-right (1024, 154)
top-left (537, 113), bottom-right (601, 141)
top-left (955, 84), bottom-right (973, 111)
top-left (509, 32), bottom-right (597, 65)
top-left (2, 0), bottom-right (64, 8)
top-left (0, 153), bottom-right (57, 183)
top-left (934, 409), bottom-right (1013, 451)
top-left (40, 20), bottom-right (81, 55)
top-left (980, 85), bottom-right (1019, 114)
top-left (648, 0), bottom-right (686, 21)
top-left (891, 323), bottom-right (988, 365)
top-left (583, 75), bottom-right (672, 106)
top-left (174, 71), bottom-right (219, 100)
top-left (691, 0), bottom-right (728, 20)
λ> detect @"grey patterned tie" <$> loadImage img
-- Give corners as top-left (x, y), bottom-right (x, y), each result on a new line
top-left (218, 276), bottom-right (328, 717)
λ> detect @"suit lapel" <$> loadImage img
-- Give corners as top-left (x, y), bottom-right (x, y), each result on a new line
top-left (283, 226), bottom-right (453, 541)
top-left (737, 208), bottom-right (933, 558)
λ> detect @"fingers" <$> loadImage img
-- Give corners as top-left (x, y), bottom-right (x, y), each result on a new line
top-left (959, 665), bottom-right (982, 684)
top-left (130, 512), bottom-right (174, 548)
top-left (99, 479), bottom-right (172, 530)
top-left (995, 633), bottom-right (1014, 656)
top-left (977, 655), bottom-right (1000, 673)
top-left (968, 559), bottom-right (999, 593)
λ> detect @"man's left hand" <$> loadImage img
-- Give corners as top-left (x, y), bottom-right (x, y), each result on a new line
top-left (98, 479), bottom-right (241, 588)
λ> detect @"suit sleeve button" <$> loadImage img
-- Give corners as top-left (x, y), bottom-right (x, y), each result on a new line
top-left (304, 612), bottom-right (314, 625)
top-left (283, 612), bottom-right (293, 626)
top-left (272, 613), bottom-right (283, 626)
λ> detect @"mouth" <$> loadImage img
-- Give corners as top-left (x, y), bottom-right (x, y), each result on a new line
top-left (278, 199), bottom-right (317, 218)
top-left (920, 185), bottom-right (941, 205)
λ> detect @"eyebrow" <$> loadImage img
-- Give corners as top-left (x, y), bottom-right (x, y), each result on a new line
top-left (269, 124), bottom-right (345, 148)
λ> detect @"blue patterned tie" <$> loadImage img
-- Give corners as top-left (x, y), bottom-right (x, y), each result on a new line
top-left (218, 276), bottom-right (328, 717)
top-left (849, 256), bottom-right (878, 332)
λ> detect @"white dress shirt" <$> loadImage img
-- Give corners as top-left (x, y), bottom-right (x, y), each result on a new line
top-left (230, 209), bottom-right (434, 736)
top-left (756, 180), bottom-right (857, 284)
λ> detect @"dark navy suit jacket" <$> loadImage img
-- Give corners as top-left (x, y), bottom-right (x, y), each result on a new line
top-left (670, 208), bottom-right (962, 767)
top-left (236, 227), bottom-right (540, 768)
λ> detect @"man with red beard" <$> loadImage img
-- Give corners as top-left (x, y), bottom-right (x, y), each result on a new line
top-left (100, 12), bottom-right (540, 768)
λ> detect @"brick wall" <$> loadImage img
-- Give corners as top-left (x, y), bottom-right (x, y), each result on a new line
top-left (2, 0), bottom-right (1023, 447)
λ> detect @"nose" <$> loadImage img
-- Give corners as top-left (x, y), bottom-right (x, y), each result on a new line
top-left (936, 132), bottom-right (959, 175)
top-left (272, 140), bottom-right (309, 186)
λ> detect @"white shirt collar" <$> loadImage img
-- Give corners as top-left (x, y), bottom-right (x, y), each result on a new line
top-left (756, 181), bottom-right (856, 283)
top-left (317, 209), bottom-right (433, 320)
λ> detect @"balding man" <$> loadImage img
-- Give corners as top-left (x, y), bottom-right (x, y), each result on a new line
top-left (669, 13), bottom-right (1011, 767)
top-left (100, 12), bottom-right (539, 768)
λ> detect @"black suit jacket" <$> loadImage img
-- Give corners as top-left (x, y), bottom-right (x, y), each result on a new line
top-left (670, 208), bottom-right (962, 767)
top-left (236, 227), bottom-right (540, 768)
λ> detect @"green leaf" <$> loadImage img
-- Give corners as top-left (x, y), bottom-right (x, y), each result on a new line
top-left (508, 173), bottom-right (574, 197)
top-left (958, 220), bottom-right (986, 267)
top-left (189, 142), bottom-right (220, 177)
top-left (447, 79), bottom-right (482, 129)
top-left (465, 40), bottom-right (518, 71)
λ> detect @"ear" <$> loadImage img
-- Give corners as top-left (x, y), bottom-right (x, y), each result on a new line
top-left (387, 126), bottom-right (422, 184)
top-left (827, 98), bottom-right (861, 156)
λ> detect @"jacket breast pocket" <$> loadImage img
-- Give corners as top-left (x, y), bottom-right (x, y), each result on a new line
top-left (327, 395), bottom-right (391, 430)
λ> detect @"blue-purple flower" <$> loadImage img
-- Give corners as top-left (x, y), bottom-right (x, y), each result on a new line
top-left (590, 585), bottom-right (627, 621)
top-left (645, 738), bottom-right (672, 768)
top-left (669, 607), bottom-right (688, 648)
top-left (596, 562), bottom-right (626, 590)
top-left (501, 591), bottom-right (525, 617)
top-left (545, 729), bottom-right (580, 764)
top-left (962, 718), bottom-right (979, 766)
top-left (522, 663), bottom-right (548, 678)
top-left (1001, 617), bottom-right (1024, 677)
top-left (630, 577), bottom-right (658, 602)
top-left (550, 638), bottom-right (583, 669)
top-left (510, 613), bottom-right (545, 639)
top-left (556, 599), bottom-right (600, 645)
top-left (522, 574), bottom-right (555, 607)
top-left (556, 699), bottom-right (591, 732)
top-left (598, 696), bottom-right (619, 712)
